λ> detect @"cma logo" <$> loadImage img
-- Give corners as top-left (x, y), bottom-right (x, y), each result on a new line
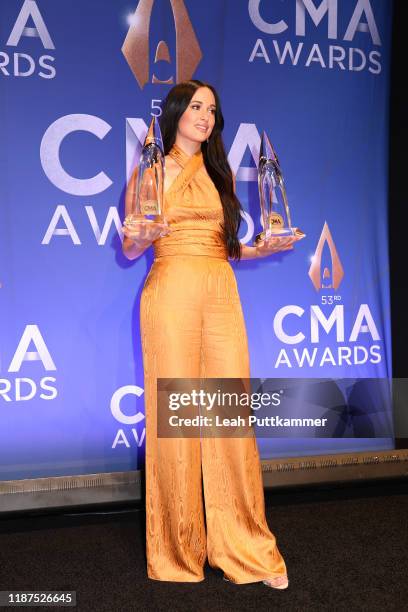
top-left (0, 325), bottom-right (57, 402)
top-left (122, 0), bottom-right (202, 88)
top-left (39, 116), bottom-right (268, 245)
top-left (309, 222), bottom-right (344, 291)
top-left (0, 0), bottom-right (56, 79)
top-left (274, 303), bottom-right (379, 345)
top-left (110, 385), bottom-right (146, 449)
top-left (249, 0), bottom-right (381, 45)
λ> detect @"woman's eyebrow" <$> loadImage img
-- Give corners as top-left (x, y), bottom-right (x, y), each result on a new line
top-left (190, 99), bottom-right (216, 108)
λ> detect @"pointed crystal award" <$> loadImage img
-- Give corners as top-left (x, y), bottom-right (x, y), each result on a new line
top-left (254, 131), bottom-right (303, 245)
top-left (124, 116), bottom-right (166, 227)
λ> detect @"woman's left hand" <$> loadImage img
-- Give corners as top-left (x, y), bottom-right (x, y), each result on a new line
top-left (256, 234), bottom-right (304, 258)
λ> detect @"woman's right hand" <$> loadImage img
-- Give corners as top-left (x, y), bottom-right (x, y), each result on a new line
top-left (122, 221), bottom-right (171, 249)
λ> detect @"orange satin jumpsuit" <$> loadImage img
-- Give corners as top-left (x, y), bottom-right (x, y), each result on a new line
top-left (140, 143), bottom-right (287, 583)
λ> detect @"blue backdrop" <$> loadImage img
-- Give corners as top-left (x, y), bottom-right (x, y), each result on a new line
top-left (0, 0), bottom-right (393, 480)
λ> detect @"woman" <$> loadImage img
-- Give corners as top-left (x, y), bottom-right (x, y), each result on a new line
top-left (122, 80), bottom-right (300, 589)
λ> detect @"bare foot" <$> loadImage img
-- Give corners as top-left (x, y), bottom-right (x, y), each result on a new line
top-left (262, 575), bottom-right (289, 589)
top-left (223, 575), bottom-right (289, 589)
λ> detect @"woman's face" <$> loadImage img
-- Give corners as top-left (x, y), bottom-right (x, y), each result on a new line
top-left (177, 87), bottom-right (216, 145)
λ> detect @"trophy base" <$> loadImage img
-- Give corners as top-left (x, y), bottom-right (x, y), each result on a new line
top-left (124, 214), bottom-right (166, 227)
top-left (253, 227), bottom-right (305, 246)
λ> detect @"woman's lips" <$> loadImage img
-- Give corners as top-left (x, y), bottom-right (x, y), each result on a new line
top-left (195, 125), bottom-right (208, 133)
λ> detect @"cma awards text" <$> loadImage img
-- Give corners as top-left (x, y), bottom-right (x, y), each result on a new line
top-left (248, 0), bottom-right (383, 74)
top-left (0, 326), bottom-right (57, 403)
top-left (0, 0), bottom-right (56, 79)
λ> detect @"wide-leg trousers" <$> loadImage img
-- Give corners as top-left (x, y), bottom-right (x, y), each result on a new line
top-left (140, 254), bottom-right (287, 583)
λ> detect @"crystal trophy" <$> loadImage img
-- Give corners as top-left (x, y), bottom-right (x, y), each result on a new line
top-left (124, 115), bottom-right (166, 229)
top-left (254, 131), bottom-right (304, 245)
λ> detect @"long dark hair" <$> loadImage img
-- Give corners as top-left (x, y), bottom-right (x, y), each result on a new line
top-left (159, 80), bottom-right (242, 261)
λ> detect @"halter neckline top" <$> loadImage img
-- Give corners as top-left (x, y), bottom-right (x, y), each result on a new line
top-left (153, 144), bottom-right (228, 260)
top-left (169, 142), bottom-right (203, 168)
top-left (164, 144), bottom-right (204, 196)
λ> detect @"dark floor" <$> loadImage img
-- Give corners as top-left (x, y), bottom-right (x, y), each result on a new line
top-left (0, 478), bottom-right (407, 612)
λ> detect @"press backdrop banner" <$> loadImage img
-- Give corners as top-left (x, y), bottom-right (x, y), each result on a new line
top-left (0, 0), bottom-right (393, 480)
